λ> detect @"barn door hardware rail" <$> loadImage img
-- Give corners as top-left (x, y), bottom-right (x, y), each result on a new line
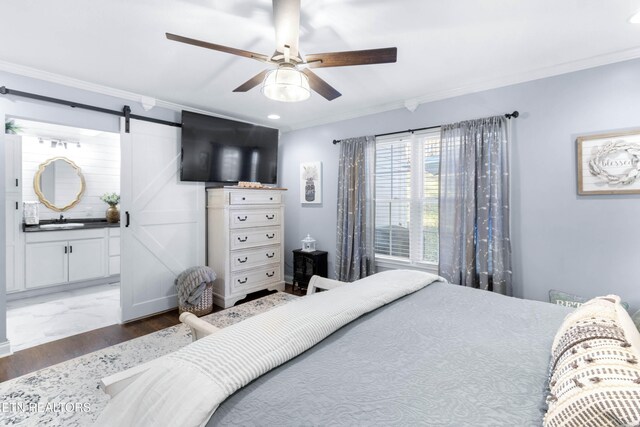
top-left (0, 85), bottom-right (181, 133)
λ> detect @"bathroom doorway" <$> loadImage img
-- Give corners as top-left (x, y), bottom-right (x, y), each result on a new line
top-left (5, 118), bottom-right (121, 352)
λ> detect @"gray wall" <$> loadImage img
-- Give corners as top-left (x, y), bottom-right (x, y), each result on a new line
top-left (0, 69), bottom-right (182, 350)
top-left (279, 58), bottom-right (640, 310)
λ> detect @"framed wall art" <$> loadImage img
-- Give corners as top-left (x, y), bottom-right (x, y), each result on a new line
top-left (300, 161), bottom-right (322, 204)
top-left (577, 129), bottom-right (640, 195)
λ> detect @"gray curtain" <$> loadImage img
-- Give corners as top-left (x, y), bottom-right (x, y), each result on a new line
top-left (335, 136), bottom-right (376, 282)
top-left (438, 116), bottom-right (512, 295)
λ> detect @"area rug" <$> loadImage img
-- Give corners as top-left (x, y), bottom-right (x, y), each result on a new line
top-left (0, 292), bottom-right (297, 426)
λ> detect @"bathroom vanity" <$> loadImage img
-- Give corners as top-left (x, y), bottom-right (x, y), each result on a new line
top-left (4, 132), bottom-right (121, 298)
top-left (22, 224), bottom-right (120, 290)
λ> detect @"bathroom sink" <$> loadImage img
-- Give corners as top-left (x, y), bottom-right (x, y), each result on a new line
top-left (39, 223), bottom-right (85, 229)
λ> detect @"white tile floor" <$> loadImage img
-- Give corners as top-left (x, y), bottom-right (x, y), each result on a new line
top-left (6, 283), bottom-right (120, 352)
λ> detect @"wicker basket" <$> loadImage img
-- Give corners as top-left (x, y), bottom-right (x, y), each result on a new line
top-left (178, 282), bottom-right (214, 317)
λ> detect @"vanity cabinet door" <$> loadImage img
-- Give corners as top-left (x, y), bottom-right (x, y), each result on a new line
top-left (25, 241), bottom-right (68, 288)
top-left (68, 238), bottom-right (106, 282)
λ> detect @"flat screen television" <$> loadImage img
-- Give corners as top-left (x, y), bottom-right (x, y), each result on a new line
top-left (180, 111), bottom-right (279, 184)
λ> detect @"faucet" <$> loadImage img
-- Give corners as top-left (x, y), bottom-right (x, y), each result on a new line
top-left (57, 214), bottom-right (66, 223)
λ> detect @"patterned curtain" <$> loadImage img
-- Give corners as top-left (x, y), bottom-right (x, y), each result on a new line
top-left (335, 136), bottom-right (376, 282)
top-left (438, 116), bottom-right (512, 295)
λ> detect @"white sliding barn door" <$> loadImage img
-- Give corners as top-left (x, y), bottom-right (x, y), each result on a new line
top-left (120, 118), bottom-right (204, 322)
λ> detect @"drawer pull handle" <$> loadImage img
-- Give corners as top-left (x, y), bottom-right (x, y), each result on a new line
top-left (266, 233), bottom-right (275, 239)
top-left (266, 252), bottom-right (275, 258)
top-left (238, 236), bottom-right (248, 242)
top-left (238, 278), bottom-right (248, 284)
top-left (237, 216), bottom-right (248, 221)
top-left (266, 271), bottom-right (275, 278)
top-left (265, 214), bottom-right (275, 220)
top-left (238, 257), bottom-right (248, 263)
top-left (269, 197), bottom-right (273, 200)
top-left (242, 197), bottom-right (246, 200)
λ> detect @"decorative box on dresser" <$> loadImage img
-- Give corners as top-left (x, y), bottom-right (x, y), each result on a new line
top-left (207, 187), bottom-right (287, 308)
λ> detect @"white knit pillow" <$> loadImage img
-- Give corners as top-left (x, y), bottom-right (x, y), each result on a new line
top-left (544, 295), bottom-right (640, 427)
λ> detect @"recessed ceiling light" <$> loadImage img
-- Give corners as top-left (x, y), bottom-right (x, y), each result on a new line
top-left (630, 9), bottom-right (640, 23)
top-left (267, 114), bottom-right (281, 120)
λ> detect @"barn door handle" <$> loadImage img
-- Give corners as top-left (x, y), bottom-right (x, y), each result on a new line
top-left (265, 214), bottom-right (275, 220)
top-left (237, 236), bottom-right (248, 242)
top-left (266, 252), bottom-right (275, 258)
top-left (237, 278), bottom-right (248, 284)
top-left (125, 211), bottom-right (130, 227)
top-left (266, 233), bottom-right (275, 239)
top-left (266, 271), bottom-right (275, 278)
top-left (237, 216), bottom-right (248, 222)
top-left (237, 257), bottom-right (248, 263)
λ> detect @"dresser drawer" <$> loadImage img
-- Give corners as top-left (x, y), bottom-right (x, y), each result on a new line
top-left (231, 245), bottom-right (281, 271)
top-left (230, 227), bottom-right (281, 250)
top-left (231, 264), bottom-right (281, 292)
top-left (229, 191), bottom-right (282, 205)
top-left (230, 208), bottom-right (281, 229)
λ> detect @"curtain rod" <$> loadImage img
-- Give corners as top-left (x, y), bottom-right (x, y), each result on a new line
top-left (332, 110), bottom-right (519, 144)
top-left (0, 85), bottom-right (181, 133)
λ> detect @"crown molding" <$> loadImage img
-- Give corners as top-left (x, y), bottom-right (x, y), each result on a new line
top-left (0, 60), bottom-right (234, 120)
top-left (2, 43), bottom-right (640, 134)
top-left (286, 46), bottom-right (640, 131)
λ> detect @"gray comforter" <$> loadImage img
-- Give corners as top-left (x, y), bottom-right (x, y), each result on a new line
top-left (208, 281), bottom-right (571, 426)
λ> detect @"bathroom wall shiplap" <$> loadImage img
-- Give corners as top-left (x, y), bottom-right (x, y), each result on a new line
top-left (22, 133), bottom-right (120, 220)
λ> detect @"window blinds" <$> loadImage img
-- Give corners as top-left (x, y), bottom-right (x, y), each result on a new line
top-left (374, 129), bottom-right (440, 264)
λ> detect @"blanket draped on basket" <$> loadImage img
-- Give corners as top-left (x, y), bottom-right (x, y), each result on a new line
top-left (176, 266), bottom-right (216, 305)
top-left (95, 270), bottom-right (442, 427)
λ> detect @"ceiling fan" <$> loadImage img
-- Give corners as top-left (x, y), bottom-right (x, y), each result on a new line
top-left (166, 0), bottom-right (397, 102)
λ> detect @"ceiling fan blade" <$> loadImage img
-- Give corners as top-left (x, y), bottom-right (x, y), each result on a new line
top-left (233, 70), bottom-right (269, 92)
top-left (302, 69), bottom-right (341, 101)
top-left (273, 0), bottom-right (300, 58)
top-left (166, 33), bottom-right (271, 63)
top-left (305, 47), bottom-right (397, 68)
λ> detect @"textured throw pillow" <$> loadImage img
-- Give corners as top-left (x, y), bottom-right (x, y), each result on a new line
top-left (544, 295), bottom-right (640, 427)
top-left (549, 289), bottom-right (630, 310)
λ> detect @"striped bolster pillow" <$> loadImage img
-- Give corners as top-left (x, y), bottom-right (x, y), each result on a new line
top-left (544, 295), bottom-right (640, 427)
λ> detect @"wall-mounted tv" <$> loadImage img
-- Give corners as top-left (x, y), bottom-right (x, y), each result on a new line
top-left (180, 111), bottom-right (279, 184)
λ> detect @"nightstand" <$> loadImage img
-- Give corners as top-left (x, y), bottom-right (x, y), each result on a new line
top-left (292, 249), bottom-right (328, 289)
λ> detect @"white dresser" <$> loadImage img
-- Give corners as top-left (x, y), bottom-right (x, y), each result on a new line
top-left (207, 187), bottom-right (286, 308)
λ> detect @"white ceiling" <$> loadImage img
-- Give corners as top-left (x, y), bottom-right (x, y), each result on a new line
top-left (1, 0), bottom-right (640, 130)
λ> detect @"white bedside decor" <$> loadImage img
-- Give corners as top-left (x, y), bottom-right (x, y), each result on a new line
top-left (301, 234), bottom-right (316, 252)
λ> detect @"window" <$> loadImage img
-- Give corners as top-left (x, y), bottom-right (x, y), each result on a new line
top-left (374, 129), bottom-right (440, 266)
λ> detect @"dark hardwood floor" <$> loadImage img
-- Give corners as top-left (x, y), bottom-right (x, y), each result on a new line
top-left (0, 284), bottom-right (305, 382)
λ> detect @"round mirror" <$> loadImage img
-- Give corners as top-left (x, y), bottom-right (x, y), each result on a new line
top-left (34, 157), bottom-right (86, 212)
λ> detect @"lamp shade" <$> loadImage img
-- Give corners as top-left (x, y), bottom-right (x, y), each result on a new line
top-left (262, 64), bottom-right (311, 102)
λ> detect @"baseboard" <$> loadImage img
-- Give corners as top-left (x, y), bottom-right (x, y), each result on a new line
top-left (0, 340), bottom-right (13, 358)
top-left (7, 275), bottom-right (120, 301)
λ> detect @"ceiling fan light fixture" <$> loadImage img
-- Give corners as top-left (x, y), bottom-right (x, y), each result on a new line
top-left (262, 63), bottom-right (310, 102)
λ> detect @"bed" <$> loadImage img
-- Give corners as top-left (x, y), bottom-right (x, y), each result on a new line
top-left (96, 270), bottom-right (640, 426)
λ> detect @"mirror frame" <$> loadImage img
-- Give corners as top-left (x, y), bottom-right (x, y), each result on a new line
top-left (33, 156), bottom-right (86, 212)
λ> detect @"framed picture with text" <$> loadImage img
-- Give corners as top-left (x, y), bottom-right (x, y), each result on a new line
top-left (577, 129), bottom-right (640, 195)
